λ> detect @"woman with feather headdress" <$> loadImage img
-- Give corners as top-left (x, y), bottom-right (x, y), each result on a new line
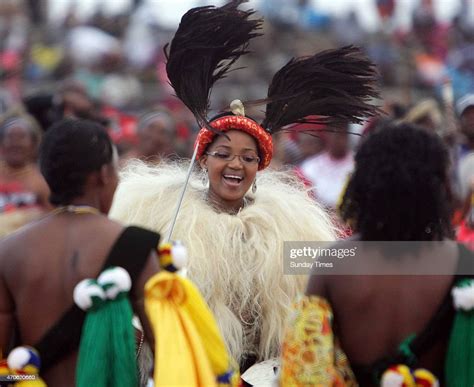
top-left (110, 0), bottom-right (379, 380)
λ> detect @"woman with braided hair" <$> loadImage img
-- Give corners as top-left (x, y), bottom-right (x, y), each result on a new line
top-left (0, 119), bottom-right (161, 386)
top-left (110, 0), bottom-right (379, 379)
top-left (281, 123), bottom-right (474, 386)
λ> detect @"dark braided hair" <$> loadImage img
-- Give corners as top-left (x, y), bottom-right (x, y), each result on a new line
top-left (39, 119), bottom-right (114, 205)
top-left (340, 122), bottom-right (453, 241)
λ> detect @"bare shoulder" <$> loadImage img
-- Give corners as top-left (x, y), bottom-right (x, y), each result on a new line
top-left (23, 165), bottom-right (44, 185)
top-left (0, 222), bottom-right (39, 272)
top-left (28, 168), bottom-right (50, 192)
top-left (100, 216), bottom-right (125, 231)
top-left (306, 239), bottom-right (356, 298)
top-left (89, 216), bottom-right (126, 241)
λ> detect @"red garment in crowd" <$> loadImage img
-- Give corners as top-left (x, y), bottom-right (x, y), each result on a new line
top-left (458, 220), bottom-right (474, 251)
top-left (102, 105), bottom-right (138, 145)
top-left (0, 181), bottom-right (40, 213)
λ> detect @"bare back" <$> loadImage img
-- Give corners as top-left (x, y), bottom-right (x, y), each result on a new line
top-left (0, 213), bottom-right (159, 386)
top-left (308, 241), bottom-right (462, 384)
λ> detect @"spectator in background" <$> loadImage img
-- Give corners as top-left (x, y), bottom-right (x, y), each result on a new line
top-left (300, 123), bottom-right (354, 210)
top-left (292, 119), bottom-right (328, 165)
top-left (100, 69), bottom-right (143, 111)
top-left (23, 80), bottom-right (108, 132)
top-left (280, 123), bottom-right (472, 386)
top-left (121, 110), bottom-right (176, 166)
top-left (295, 132), bottom-right (325, 163)
top-left (0, 111), bottom-right (50, 237)
top-left (58, 80), bottom-right (107, 124)
top-left (0, 119), bottom-right (160, 385)
top-left (0, 0), bottom-right (29, 107)
top-left (411, 1), bottom-right (449, 61)
top-left (292, 123), bottom-right (327, 189)
top-left (402, 98), bottom-right (442, 133)
top-left (59, 81), bottom-right (93, 118)
top-left (99, 50), bottom-right (143, 111)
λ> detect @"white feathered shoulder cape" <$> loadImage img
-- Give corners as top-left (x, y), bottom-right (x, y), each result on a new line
top-left (110, 161), bottom-right (335, 364)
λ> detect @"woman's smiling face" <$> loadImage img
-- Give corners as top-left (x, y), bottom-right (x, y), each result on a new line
top-left (199, 130), bottom-right (259, 212)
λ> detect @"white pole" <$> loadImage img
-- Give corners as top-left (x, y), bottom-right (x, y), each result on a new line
top-left (164, 142), bottom-right (199, 243)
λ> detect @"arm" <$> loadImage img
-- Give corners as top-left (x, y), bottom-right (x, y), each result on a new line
top-left (131, 250), bottom-right (160, 351)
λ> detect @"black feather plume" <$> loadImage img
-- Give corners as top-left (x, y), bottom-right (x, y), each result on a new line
top-left (164, 0), bottom-right (262, 130)
top-left (261, 46), bottom-right (381, 133)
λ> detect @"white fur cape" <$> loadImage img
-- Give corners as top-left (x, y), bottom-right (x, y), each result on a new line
top-left (110, 161), bottom-right (335, 364)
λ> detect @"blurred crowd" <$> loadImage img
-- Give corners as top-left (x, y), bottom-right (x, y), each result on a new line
top-left (0, 0), bottom-right (473, 243)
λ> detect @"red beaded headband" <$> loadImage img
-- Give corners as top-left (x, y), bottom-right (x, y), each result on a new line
top-left (195, 115), bottom-right (273, 170)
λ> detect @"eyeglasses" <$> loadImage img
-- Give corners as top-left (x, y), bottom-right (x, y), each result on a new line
top-left (206, 151), bottom-right (260, 165)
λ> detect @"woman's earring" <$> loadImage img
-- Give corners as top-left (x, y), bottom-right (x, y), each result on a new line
top-left (252, 179), bottom-right (257, 194)
top-left (202, 169), bottom-right (208, 187)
